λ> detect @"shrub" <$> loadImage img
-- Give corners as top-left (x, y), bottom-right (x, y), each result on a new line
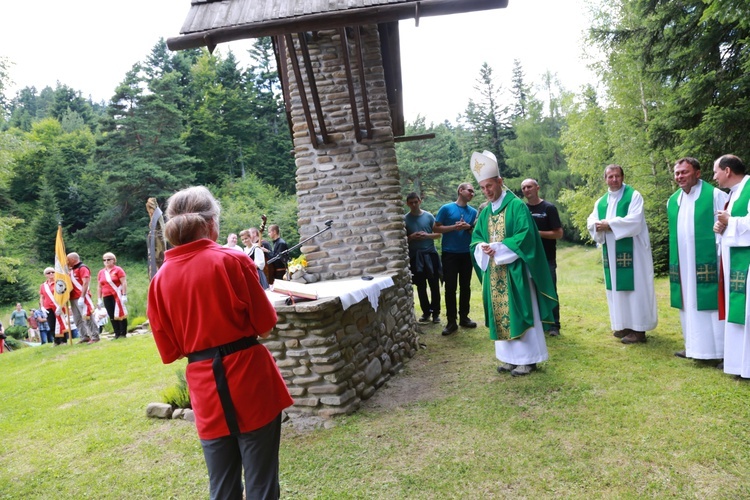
top-left (2, 336), bottom-right (23, 350)
top-left (127, 316), bottom-right (147, 331)
top-left (5, 325), bottom-right (28, 340)
top-left (161, 369), bottom-right (191, 409)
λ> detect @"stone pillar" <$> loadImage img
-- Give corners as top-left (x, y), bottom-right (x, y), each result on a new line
top-left (283, 26), bottom-right (409, 285)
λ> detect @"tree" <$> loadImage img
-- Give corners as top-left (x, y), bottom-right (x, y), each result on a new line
top-left (510, 59), bottom-right (532, 120)
top-left (461, 63), bottom-right (515, 177)
top-left (396, 117), bottom-right (469, 214)
top-left (91, 65), bottom-right (196, 256)
top-left (29, 177), bottom-right (60, 261)
top-left (0, 130), bottom-right (27, 284)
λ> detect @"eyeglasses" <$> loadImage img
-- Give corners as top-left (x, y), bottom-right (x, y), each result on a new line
top-left (45, 271), bottom-right (54, 275)
top-left (103, 258), bottom-right (113, 262)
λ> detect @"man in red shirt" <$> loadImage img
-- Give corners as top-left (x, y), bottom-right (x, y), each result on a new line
top-left (67, 252), bottom-right (99, 343)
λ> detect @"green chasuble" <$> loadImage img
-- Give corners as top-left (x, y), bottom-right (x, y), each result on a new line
top-left (667, 181), bottom-right (719, 310)
top-left (470, 190), bottom-right (558, 341)
top-left (727, 180), bottom-right (750, 324)
top-left (597, 185), bottom-right (635, 291)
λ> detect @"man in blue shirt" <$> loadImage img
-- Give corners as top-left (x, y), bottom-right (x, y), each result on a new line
top-left (405, 192), bottom-right (442, 324)
top-left (435, 183), bottom-right (479, 335)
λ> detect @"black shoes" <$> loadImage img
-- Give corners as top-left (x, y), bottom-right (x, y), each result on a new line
top-left (459, 317), bottom-right (477, 328)
top-left (418, 314), bottom-right (430, 323)
top-left (442, 323), bottom-right (458, 336)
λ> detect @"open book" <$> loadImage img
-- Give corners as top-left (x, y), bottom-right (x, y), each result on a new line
top-left (271, 280), bottom-right (319, 300)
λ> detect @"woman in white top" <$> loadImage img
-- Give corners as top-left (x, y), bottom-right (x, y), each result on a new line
top-left (240, 228), bottom-right (269, 289)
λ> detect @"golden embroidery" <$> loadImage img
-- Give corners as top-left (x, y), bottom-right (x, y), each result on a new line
top-left (473, 159), bottom-right (484, 175)
top-left (488, 210), bottom-right (511, 340)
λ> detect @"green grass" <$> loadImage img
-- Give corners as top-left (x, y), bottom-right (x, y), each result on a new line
top-left (2, 245), bottom-right (750, 498)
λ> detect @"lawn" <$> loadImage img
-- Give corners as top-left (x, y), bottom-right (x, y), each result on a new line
top-left (1, 244), bottom-right (749, 498)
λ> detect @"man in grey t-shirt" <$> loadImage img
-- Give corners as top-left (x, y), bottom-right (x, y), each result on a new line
top-left (405, 192), bottom-right (442, 324)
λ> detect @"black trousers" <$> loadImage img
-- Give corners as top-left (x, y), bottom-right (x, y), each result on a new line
top-left (103, 295), bottom-right (128, 338)
top-left (549, 261), bottom-right (560, 328)
top-left (200, 413), bottom-right (282, 500)
top-left (442, 252), bottom-right (473, 324)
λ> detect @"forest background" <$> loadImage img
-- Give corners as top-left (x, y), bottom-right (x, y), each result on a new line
top-left (1, 0), bottom-right (750, 305)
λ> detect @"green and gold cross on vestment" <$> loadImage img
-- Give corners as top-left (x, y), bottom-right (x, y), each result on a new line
top-left (616, 252), bottom-right (633, 269)
top-left (730, 270), bottom-right (747, 293)
top-left (696, 263), bottom-right (718, 283)
top-left (669, 264), bottom-right (680, 284)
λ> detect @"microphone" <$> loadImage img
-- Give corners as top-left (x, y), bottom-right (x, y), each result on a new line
top-left (325, 220), bottom-right (333, 227)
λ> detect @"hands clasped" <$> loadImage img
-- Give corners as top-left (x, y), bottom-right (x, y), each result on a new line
top-left (714, 210), bottom-right (729, 234)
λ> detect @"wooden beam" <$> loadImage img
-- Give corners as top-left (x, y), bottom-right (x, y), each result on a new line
top-left (285, 33), bottom-right (318, 148)
top-left (393, 133), bottom-right (436, 143)
top-left (353, 27), bottom-right (373, 139)
top-left (339, 27), bottom-right (363, 143)
top-left (298, 32), bottom-right (330, 144)
top-left (167, 0), bottom-right (509, 51)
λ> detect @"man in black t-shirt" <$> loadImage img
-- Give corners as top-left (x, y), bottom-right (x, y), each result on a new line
top-left (521, 178), bottom-right (563, 336)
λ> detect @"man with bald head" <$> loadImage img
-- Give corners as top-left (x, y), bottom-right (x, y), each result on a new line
top-left (522, 178), bottom-right (563, 336)
top-left (67, 252), bottom-right (99, 343)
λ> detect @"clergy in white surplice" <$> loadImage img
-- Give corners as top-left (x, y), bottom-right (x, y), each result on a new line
top-left (587, 165), bottom-right (658, 344)
top-left (667, 158), bottom-right (727, 362)
top-left (712, 154), bottom-right (750, 379)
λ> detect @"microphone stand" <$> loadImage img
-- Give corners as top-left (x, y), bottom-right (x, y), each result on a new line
top-left (268, 220), bottom-right (333, 280)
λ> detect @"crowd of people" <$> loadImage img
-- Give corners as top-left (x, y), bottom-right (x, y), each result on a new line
top-left (224, 224), bottom-right (289, 288)
top-left (408, 150), bottom-right (750, 381)
top-left (8, 252), bottom-right (126, 346)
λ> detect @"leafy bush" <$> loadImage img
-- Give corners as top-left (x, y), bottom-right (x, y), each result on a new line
top-left (5, 325), bottom-right (28, 340)
top-left (127, 316), bottom-right (147, 332)
top-left (2, 336), bottom-right (23, 350)
top-left (161, 369), bottom-right (191, 409)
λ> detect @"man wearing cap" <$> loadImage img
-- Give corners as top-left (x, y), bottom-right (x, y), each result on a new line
top-left (434, 183), bottom-right (478, 336)
top-left (587, 165), bottom-right (657, 344)
top-left (470, 151), bottom-right (557, 377)
top-left (521, 178), bottom-right (563, 336)
top-left (67, 252), bottom-right (100, 344)
top-left (668, 157), bottom-right (726, 365)
top-left (713, 154), bottom-right (750, 379)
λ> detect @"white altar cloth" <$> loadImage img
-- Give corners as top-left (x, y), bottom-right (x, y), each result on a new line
top-left (265, 276), bottom-right (395, 311)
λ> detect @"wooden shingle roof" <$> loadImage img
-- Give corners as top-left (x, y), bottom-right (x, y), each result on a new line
top-left (168, 0), bottom-right (509, 51)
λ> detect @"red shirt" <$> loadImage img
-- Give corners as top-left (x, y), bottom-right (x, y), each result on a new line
top-left (98, 266), bottom-right (126, 297)
top-left (148, 238), bottom-right (292, 440)
top-left (69, 264), bottom-right (91, 300)
top-left (39, 280), bottom-right (56, 309)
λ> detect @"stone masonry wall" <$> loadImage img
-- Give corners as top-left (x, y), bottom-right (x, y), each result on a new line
top-left (270, 25), bottom-right (418, 416)
top-left (263, 275), bottom-right (418, 417)
top-left (284, 26), bottom-right (408, 282)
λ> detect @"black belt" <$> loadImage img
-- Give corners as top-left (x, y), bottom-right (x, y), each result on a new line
top-left (187, 336), bottom-right (259, 436)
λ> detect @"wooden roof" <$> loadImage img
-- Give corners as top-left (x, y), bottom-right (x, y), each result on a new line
top-left (167, 0), bottom-right (509, 51)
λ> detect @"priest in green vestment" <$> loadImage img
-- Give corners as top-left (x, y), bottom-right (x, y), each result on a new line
top-left (469, 150), bottom-right (558, 377)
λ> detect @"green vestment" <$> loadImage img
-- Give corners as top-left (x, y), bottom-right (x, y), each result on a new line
top-left (470, 190), bottom-right (558, 340)
top-left (667, 182), bottom-right (719, 310)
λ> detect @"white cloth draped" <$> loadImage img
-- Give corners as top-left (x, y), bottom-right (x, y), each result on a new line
top-left (718, 175), bottom-right (750, 377)
top-left (672, 181), bottom-right (727, 359)
top-left (586, 186), bottom-right (658, 332)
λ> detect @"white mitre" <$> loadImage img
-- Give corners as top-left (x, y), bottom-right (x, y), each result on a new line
top-left (470, 150), bottom-right (499, 182)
